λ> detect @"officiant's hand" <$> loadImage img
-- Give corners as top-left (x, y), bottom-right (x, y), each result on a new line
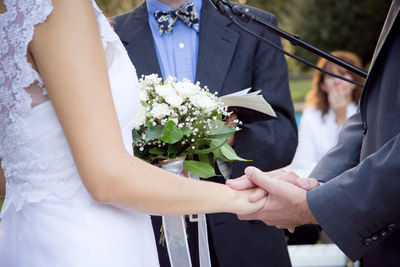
top-left (236, 167), bottom-right (318, 230)
top-left (225, 113), bottom-right (238, 146)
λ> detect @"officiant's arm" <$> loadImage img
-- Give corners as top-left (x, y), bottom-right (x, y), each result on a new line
top-left (309, 111), bottom-right (363, 181)
top-left (232, 14), bottom-right (297, 176)
top-left (29, 0), bottom-right (264, 216)
top-left (307, 131), bottom-right (400, 261)
top-left (0, 159), bottom-right (5, 196)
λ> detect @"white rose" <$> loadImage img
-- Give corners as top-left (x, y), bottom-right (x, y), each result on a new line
top-left (165, 93), bottom-right (183, 108)
top-left (155, 84), bottom-right (176, 98)
top-left (175, 81), bottom-right (201, 98)
top-left (133, 106), bottom-right (147, 129)
top-left (151, 103), bottom-right (172, 119)
top-left (189, 92), bottom-right (218, 113)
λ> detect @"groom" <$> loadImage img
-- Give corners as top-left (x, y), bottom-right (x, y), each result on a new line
top-left (114, 0), bottom-right (297, 266)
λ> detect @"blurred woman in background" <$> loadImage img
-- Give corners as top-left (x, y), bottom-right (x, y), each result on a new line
top-left (288, 51), bottom-right (365, 178)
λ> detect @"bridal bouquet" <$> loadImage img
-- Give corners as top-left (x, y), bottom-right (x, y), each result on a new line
top-left (132, 74), bottom-right (249, 178)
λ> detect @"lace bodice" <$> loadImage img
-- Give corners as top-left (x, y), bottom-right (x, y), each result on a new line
top-left (0, 0), bottom-right (140, 215)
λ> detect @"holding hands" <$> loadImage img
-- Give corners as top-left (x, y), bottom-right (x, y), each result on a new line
top-left (227, 167), bottom-right (320, 231)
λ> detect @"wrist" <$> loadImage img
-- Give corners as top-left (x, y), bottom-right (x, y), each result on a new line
top-left (219, 185), bottom-right (240, 214)
top-left (303, 193), bottom-right (318, 224)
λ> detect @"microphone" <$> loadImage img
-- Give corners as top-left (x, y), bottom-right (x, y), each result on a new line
top-left (209, 0), bottom-right (234, 19)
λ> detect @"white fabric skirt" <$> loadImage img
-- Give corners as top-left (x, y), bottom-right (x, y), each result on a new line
top-left (0, 191), bottom-right (159, 267)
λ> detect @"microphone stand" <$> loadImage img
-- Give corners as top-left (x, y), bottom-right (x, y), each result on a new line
top-left (210, 0), bottom-right (368, 88)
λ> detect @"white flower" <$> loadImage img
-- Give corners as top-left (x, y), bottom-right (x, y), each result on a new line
top-left (189, 92), bottom-right (218, 113)
top-left (179, 105), bottom-right (188, 114)
top-left (155, 84), bottom-right (176, 98)
top-left (165, 93), bottom-right (183, 108)
top-left (151, 103), bottom-right (172, 119)
top-left (140, 73), bottom-right (162, 89)
top-left (140, 88), bottom-right (148, 101)
top-left (165, 76), bottom-right (177, 84)
top-left (133, 106), bottom-right (147, 129)
top-left (175, 80), bottom-right (201, 98)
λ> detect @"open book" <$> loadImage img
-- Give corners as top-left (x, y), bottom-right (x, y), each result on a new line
top-left (219, 88), bottom-right (276, 118)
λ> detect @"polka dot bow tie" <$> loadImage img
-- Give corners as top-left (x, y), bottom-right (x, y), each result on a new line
top-left (154, 2), bottom-right (200, 35)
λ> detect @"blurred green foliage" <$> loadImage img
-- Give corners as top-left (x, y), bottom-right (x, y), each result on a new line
top-left (246, 0), bottom-right (391, 69)
top-left (289, 79), bottom-right (312, 103)
top-left (96, 0), bottom-right (143, 17)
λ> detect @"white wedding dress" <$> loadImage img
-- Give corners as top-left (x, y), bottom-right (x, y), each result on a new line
top-left (0, 1), bottom-right (159, 266)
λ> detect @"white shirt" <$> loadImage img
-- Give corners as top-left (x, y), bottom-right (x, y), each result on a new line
top-left (287, 103), bottom-right (358, 177)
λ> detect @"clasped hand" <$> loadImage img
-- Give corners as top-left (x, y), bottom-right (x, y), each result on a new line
top-left (227, 167), bottom-right (320, 231)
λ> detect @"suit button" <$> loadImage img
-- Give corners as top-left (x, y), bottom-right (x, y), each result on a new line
top-left (380, 230), bottom-right (389, 238)
top-left (362, 121), bottom-right (368, 134)
top-left (363, 238), bottom-right (373, 246)
top-left (387, 224), bottom-right (397, 231)
top-left (371, 234), bottom-right (378, 241)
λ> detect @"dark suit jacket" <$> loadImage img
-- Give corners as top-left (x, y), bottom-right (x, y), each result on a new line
top-left (114, 1), bottom-right (297, 266)
top-left (308, 1), bottom-right (400, 266)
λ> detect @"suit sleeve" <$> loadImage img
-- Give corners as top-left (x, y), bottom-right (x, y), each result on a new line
top-left (307, 128), bottom-right (400, 261)
top-left (309, 111), bottom-right (363, 181)
top-left (231, 13), bottom-right (298, 177)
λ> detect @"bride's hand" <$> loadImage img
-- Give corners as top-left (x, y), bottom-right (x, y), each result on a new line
top-left (230, 187), bottom-right (267, 216)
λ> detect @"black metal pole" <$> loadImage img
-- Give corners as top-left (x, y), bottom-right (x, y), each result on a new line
top-left (231, 4), bottom-right (368, 78)
top-left (209, 0), bottom-right (368, 88)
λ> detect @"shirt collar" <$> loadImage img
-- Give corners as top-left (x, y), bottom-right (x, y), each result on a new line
top-left (146, 0), bottom-right (202, 18)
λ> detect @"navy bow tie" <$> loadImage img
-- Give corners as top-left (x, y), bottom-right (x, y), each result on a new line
top-left (154, 2), bottom-right (200, 35)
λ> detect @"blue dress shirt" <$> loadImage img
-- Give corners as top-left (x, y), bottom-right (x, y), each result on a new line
top-left (146, 0), bottom-right (202, 82)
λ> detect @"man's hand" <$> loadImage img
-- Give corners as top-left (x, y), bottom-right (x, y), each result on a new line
top-left (225, 113), bottom-right (238, 146)
top-left (236, 167), bottom-right (318, 230)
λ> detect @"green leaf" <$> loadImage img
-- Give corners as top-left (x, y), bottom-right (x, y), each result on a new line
top-left (167, 144), bottom-right (179, 155)
top-left (213, 147), bottom-right (230, 161)
top-left (198, 154), bottom-right (209, 163)
top-left (149, 148), bottom-right (166, 155)
top-left (207, 125), bottom-right (235, 139)
top-left (145, 125), bottom-right (163, 140)
top-left (196, 136), bottom-right (227, 154)
top-left (207, 120), bottom-right (225, 135)
top-left (183, 160), bottom-right (216, 178)
top-left (220, 144), bottom-right (252, 162)
top-left (182, 127), bottom-right (192, 136)
top-left (132, 130), bottom-right (140, 143)
top-left (145, 120), bottom-right (153, 128)
top-left (160, 121), bottom-right (183, 144)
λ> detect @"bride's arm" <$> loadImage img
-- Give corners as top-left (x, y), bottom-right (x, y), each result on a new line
top-left (0, 159), bottom-right (5, 196)
top-left (29, 0), bottom-right (263, 216)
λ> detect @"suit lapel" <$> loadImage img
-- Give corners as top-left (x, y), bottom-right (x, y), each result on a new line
top-left (368, 0), bottom-right (400, 72)
top-left (360, 0), bottom-right (399, 116)
top-left (195, 0), bottom-right (239, 94)
top-left (119, 3), bottom-right (162, 77)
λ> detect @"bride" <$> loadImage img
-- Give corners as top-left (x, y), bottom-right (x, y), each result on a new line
top-left (0, 0), bottom-right (265, 266)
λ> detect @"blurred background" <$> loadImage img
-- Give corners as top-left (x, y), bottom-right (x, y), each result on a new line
top-left (95, 0), bottom-right (392, 106)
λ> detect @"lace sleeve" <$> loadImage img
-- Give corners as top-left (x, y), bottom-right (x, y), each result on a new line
top-left (0, 0), bottom-right (55, 154)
